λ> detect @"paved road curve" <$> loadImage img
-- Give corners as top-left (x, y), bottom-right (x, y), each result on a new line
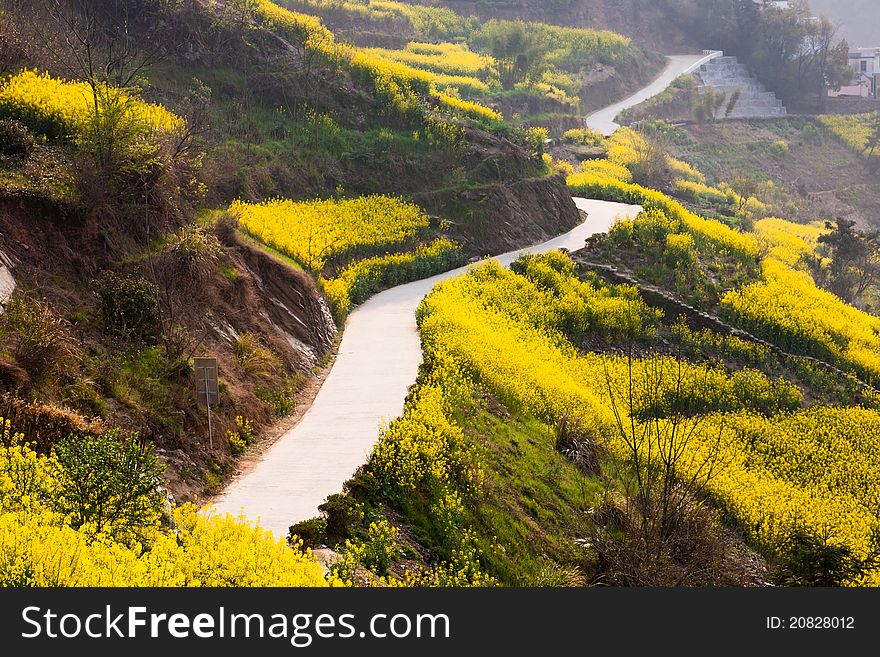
top-left (585, 53), bottom-right (716, 136)
top-left (212, 199), bottom-right (642, 537)
top-left (212, 52), bottom-right (711, 536)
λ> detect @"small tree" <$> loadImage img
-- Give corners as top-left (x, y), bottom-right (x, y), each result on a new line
top-left (54, 430), bottom-right (165, 543)
top-left (592, 320), bottom-right (734, 585)
top-left (730, 175), bottom-right (761, 216)
top-left (92, 271), bottom-right (162, 345)
top-left (484, 20), bottom-right (545, 90)
top-left (815, 218), bottom-right (880, 304)
top-left (0, 292), bottom-right (73, 389)
top-left (628, 129), bottom-right (672, 189)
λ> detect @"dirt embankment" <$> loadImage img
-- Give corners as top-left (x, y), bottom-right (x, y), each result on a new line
top-left (0, 199), bottom-right (338, 502)
top-left (417, 174), bottom-right (583, 257)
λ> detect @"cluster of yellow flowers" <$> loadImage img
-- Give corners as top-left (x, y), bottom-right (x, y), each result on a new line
top-left (231, 195), bottom-right (464, 319)
top-left (230, 195), bottom-right (429, 271)
top-left (357, 0), bottom-right (468, 38)
top-left (567, 169), bottom-right (760, 261)
top-left (601, 129), bottom-right (701, 185)
top-left (363, 42), bottom-right (495, 78)
top-left (674, 179), bottom-right (735, 208)
top-left (255, 1), bottom-right (499, 121)
top-left (666, 156), bottom-right (706, 183)
top-left (371, 348), bottom-right (477, 493)
top-left (0, 70), bottom-right (184, 140)
top-left (753, 217), bottom-right (827, 266)
top-left (255, 0), bottom-right (334, 48)
top-left (408, 252), bottom-right (880, 584)
top-left (0, 432), bottom-right (332, 587)
top-left (432, 91), bottom-right (502, 123)
top-left (721, 257), bottom-right (880, 381)
top-left (320, 238), bottom-right (465, 319)
top-left (577, 158), bottom-right (632, 183)
top-left (818, 113), bottom-right (878, 160)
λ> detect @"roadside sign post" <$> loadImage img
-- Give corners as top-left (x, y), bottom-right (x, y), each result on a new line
top-left (194, 357), bottom-right (219, 450)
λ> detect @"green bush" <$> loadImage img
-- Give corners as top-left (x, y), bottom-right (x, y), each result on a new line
top-left (233, 332), bottom-right (280, 377)
top-left (772, 526), bottom-right (880, 586)
top-left (53, 429), bottom-right (165, 544)
top-left (92, 271), bottom-right (162, 344)
top-left (289, 517), bottom-right (328, 549)
top-left (255, 374), bottom-right (297, 418)
top-left (318, 493), bottom-right (365, 547)
top-left (160, 224), bottom-right (223, 285)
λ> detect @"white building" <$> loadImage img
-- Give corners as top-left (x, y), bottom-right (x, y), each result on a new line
top-left (752, 0), bottom-right (792, 9)
top-left (831, 48), bottom-right (880, 98)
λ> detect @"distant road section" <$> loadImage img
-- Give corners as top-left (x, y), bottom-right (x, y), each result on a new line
top-left (585, 53), bottom-right (718, 136)
top-left (212, 199), bottom-right (642, 538)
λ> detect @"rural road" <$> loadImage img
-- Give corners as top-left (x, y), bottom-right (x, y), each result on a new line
top-left (585, 53), bottom-right (718, 136)
top-left (212, 199), bottom-right (642, 537)
top-left (211, 52), bottom-right (705, 537)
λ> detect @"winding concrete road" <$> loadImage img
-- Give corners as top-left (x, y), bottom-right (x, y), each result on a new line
top-left (211, 53), bottom-right (708, 537)
top-left (585, 53), bottom-right (719, 136)
top-left (212, 199), bottom-right (642, 537)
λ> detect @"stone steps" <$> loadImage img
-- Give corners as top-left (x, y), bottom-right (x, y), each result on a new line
top-left (696, 53), bottom-right (787, 119)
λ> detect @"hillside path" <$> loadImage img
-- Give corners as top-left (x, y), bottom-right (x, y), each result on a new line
top-left (585, 53), bottom-right (718, 136)
top-left (212, 51), bottom-right (714, 536)
top-left (212, 199), bottom-right (641, 537)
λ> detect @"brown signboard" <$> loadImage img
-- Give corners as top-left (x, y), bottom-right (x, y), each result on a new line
top-left (194, 357), bottom-right (219, 407)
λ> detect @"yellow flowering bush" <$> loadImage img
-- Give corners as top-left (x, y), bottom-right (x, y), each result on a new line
top-left (231, 194), bottom-right (465, 320)
top-left (753, 217), bottom-right (827, 266)
top-left (320, 238), bottom-right (465, 320)
top-left (567, 170), bottom-right (760, 261)
top-left (543, 153), bottom-right (576, 177)
top-left (363, 43), bottom-right (495, 78)
top-left (0, 70), bottom-right (183, 140)
top-left (578, 158), bottom-right (632, 183)
top-left (433, 91), bottom-right (501, 122)
top-left (674, 179), bottom-right (736, 208)
top-left (0, 429), bottom-right (332, 586)
top-left (667, 156), bottom-right (706, 183)
top-left (721, 258), bottom-right (880, 381)
top-left (255, 1), bottom-right (494, 121)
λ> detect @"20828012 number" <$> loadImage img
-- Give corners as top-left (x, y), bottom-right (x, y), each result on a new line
top-left (788, 617), bottom-right (854, 629)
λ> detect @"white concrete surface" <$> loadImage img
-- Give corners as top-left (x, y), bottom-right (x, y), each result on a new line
top-left (211, 199), bottom-right (642, 537)
top-left (0, 252), bottom-right (15, 304)
top-left (585, 53), bottom-right (716, 136)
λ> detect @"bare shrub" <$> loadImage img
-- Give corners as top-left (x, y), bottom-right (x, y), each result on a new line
top-left (591, 354), bottom-right (740, 586)
top-left (554, 414), bottom-right (602, 475)
top-left (0, 292), bottom-right (74, 389)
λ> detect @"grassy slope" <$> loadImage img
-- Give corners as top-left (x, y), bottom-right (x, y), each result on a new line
top-left (458, 405), bottom-right (603, 584)
top-left (665, 119), bottom-right (880, 229)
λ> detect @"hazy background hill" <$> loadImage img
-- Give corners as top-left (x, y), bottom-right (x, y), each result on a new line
top-left (810, 0), bottom-right (880, 48)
